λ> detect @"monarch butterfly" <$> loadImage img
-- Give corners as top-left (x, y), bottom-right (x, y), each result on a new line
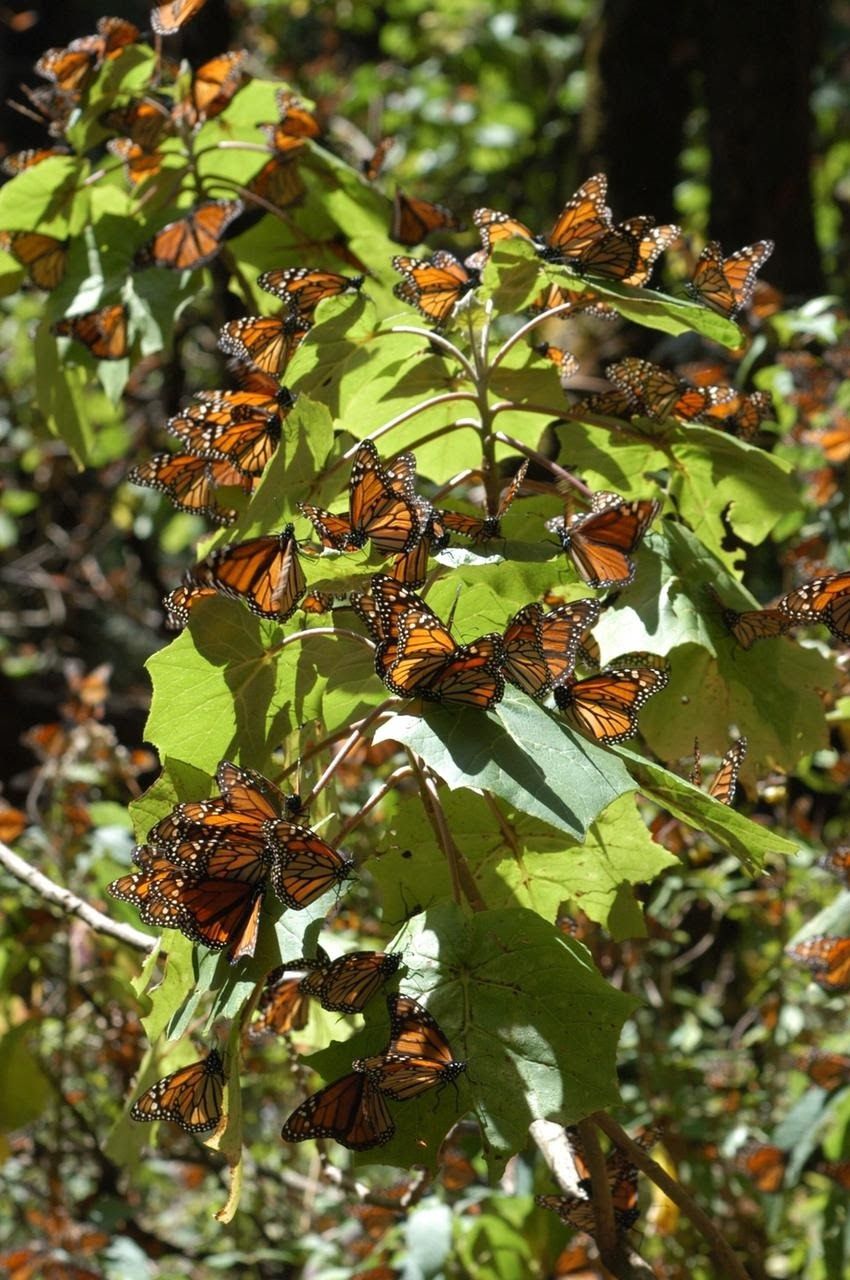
top-left (151, 0), bottom-right (209, 35)
top-left (555, 664), bottom-right (669, 743)
top-left (35, 39), bottom-right (101, 96)
top-left (176, 52), bottom-right (246, 127)
top-left (709, 587), bottom-right (790, 650)
top-left (163, 582), bottom-right (217, 629)
top-left (381, 607), bottom-right (506, 708)
top-left (687, 239), bottom-right (775, 318)
top-left (577, 385), bottom-right (642, 418)
top-left (248, 155), bottom-right (306, 210)
top-left (218, 312), bottom-right (310, 377)
top-left (352, 994), bottom-right (466, 1100)
top-left (53, 303), bottom-right (128, 358)
top-left (0, 231), bottom-right (68, 291)
top-left (106, 138), bottom-right (164, 187)
top-left (605, 358), bottom-right (736, 423)
top-left (101, 97), bottom-right (173, 150)
top-left (257, 267), bottom-right (364, 321)
top-left (290, 949), bottom-right (403, 1014)
top-left (537, 1125), bottom-right (656, 1233)
top-left (794, 1048), bottom-right (850, 1092)
top-left (777, 571), bottom-right (850, 644)
top-left (361, 135), bottom-right (395, 182)
top-left (1, 147), bottom-right (71, 175)
top-left (391, 251), bottom-right (479, 326)
top-left (11, 83), bottom-right (75, 139)
top-left (546, 491), bottom-right (660, 589)
top-left (618, 220), bottom-right (681, 287)
top-left (127, 453), bottom-right (251, 524)
top-left (149, 762), bottom-right (299, 851)
top-left (535, 343), bottom-right (580, 383)
top-left (812, 1159), bottom-right (850, 1190)
top-left (251, 969), bottom-right (311, 1037)
top-left (261, 89), bottom-right (321, 152)
top-left (167, 396), bottom-right (286, 475)
top-left (786, 935), bottom-right (850, 991)
top-left (130, 1049), bottom-right (225, 1133)
top-left (735, 1141), bottom-right (786, 1193)
top-left (818, 846), bottom-right (850, 886)
top-left (299, 440), bottom-right (420, 556)
top-left (691, 736), bottom-right (747, 805)
top-left (134, 199), bottom-right (244, 271)
top-left (387, 500), bottom-right (448, 588)
top-left (440, 462), bottom-right (528, 542)
top-left (502, 598), bottom-right (601, 698)
top-left (281, 1070), bottom-right (395, 1150)
top-left (265, 823), bottom-right (354, 909)
top-left (349, 574), bottom-right (422, 674)
top-left (528, 280), bottom-right (616, 320)
top-left (718, 390), bottom-right (774, 440)
top-left (183, 527), bottom-right (306, 620)
top-left (391, 192), bottom-right (461, 247)
top-left (108, 848), bottom-right (194, 930)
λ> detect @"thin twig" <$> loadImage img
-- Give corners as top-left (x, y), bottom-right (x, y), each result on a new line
top-left (576, 1118), bottom-right (619, 1261)
top-left (0, 840), bottom-right (154, 952)
top-left (407, 756), bottom-right (485, 911)
top-left (490, 428), bottom-right (588, 492)
top-left (333, 766), bottom-right (415, 842)
top-left (489, 299), bottom-right (585, 370)
top-left (591, 1111), bottom-right (752, 1280)
top-left (298, 700), bottom-right (398, 811)
top-left (385, 324), bottom-right (478, 384)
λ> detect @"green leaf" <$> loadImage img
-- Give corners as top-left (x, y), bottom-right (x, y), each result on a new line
top-left (302, 904), bottom-right (635, 1172)
top-left (374, 686), bottom-right (635, 840)
top-left (541, 264), bottom-right (744, 347)
top-left (623, 751), bottom-right (799, 872)
top-left (145, 601), bottom-right (324, 773)
top-left (0, 1024), bottom-right (52, 1131)
top-left (371, 788), bottom-right (676, 939)
top-left (0, 155), bottom-right (88, 237)
top-left (34, 319), bottom-right (96, 465)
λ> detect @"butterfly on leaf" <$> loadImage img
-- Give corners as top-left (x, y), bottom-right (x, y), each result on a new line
top-left (299, 440), bottom-right (421, 556)
top-left (690, 736), bottom-right (747, 806)
top-left (178, 526), bottom-right (306, 621)
top-left (106, 138), bottom-right (164, 187)
top-left (501, 598), bottom-right (600, 698)
top-left (134, 199), bottom-right (245, 270)
top-left (391, 251), bottom-right (480, 326)
top-left (546, 491), bottom-right (660, 589)
top-left (474, 174), bottom-right (610, 262)
top-left (687, 239), bottom-right (775, 317)
top-left (261, 89), bottom-right (321, 152)
top-left (257, 267), bottom-right (364, 322)
top-left (35, 17), bottom-right (139, 95)
top-left (263, 822), bottom-right (354, 910)
top-left (440, 462), bottom-right (528, 543)
top-left (166, 389), bottom-right (292, 475)
top-left (786, 935), bottom-right (850, 991)
top-left (352, 994), bottom-right (466, 1100)
top-left (391, 191), bottom-right (461, 246)
top-left (250, 968), bottom-right (311, 1037)
top-left (362, 579), bottom-right (506, 708)
top-left (0, 230), bottom-right (68, 290)
top-left (101, 96), bottom-right (174, 150)
top-left (283, 946), bottom-right (403, 1014)
top-left (536, 1128), bottom-right (653, 1234)
top-left (1, 147), bottom-right (70, 175)
top-left (777, 571), bottom-right (850, 645)
top-left (53, 304), bottom-right (128, 359)
top-left (708, 587), bottom-right (790, 650)
top-left (281, 1069), bottom-right (395, 1150)
top-left (130, 1048), bottom-right (225, 1132)
top-left (218, 312), bottom-right (310, 377)
top-left (555, 663), bottom-right (669, 743)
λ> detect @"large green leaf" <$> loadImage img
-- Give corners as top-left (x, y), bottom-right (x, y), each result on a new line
top-left (374, 686), bottom-right (635, 840)
top-left (371, 788), bottom-right (676, 938)
top-left (300, 904), bottom-right (635, 1173)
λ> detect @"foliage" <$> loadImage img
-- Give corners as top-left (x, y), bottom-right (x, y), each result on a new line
top-left (0, 6), bottom-right (849, 1280)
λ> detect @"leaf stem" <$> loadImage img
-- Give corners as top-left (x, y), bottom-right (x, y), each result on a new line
top-left (385, 324), bottom-right (478, 384)
top-left (491, 428), bottom-right (591, 496)
top-left (298, 699), bottom-right (399, 812)
top-left (489, 299), bottom-right (584, 371)
top-left (333, 766), bottom-right (415, 842)
top-left (591, 1111), bottom-right (752, 1280)
top-left (408, 754), bottom-right (485, 912)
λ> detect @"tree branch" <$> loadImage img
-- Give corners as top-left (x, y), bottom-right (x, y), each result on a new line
top-left (591, 1111), bottom-right (752, 1280)
top-left (0, 840), bottom-right (154, 952)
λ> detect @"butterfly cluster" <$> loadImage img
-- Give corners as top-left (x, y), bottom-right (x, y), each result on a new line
top-left (536, 1124), bottom-right (660, 1242)
top-left (281, 994), bottom-right (466, 1150)
top-left (713, 569), bottom-right (850, 650)
top-left (108, 761), bottom-right (352, 964)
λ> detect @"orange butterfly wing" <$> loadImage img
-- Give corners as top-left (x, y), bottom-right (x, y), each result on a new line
top-left (135, 199), bottom-right (244, 270)
top-left (131, 1049), bottom-right (225, 1132)
top-left (281, 1070), bottom-right (394, 1149)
